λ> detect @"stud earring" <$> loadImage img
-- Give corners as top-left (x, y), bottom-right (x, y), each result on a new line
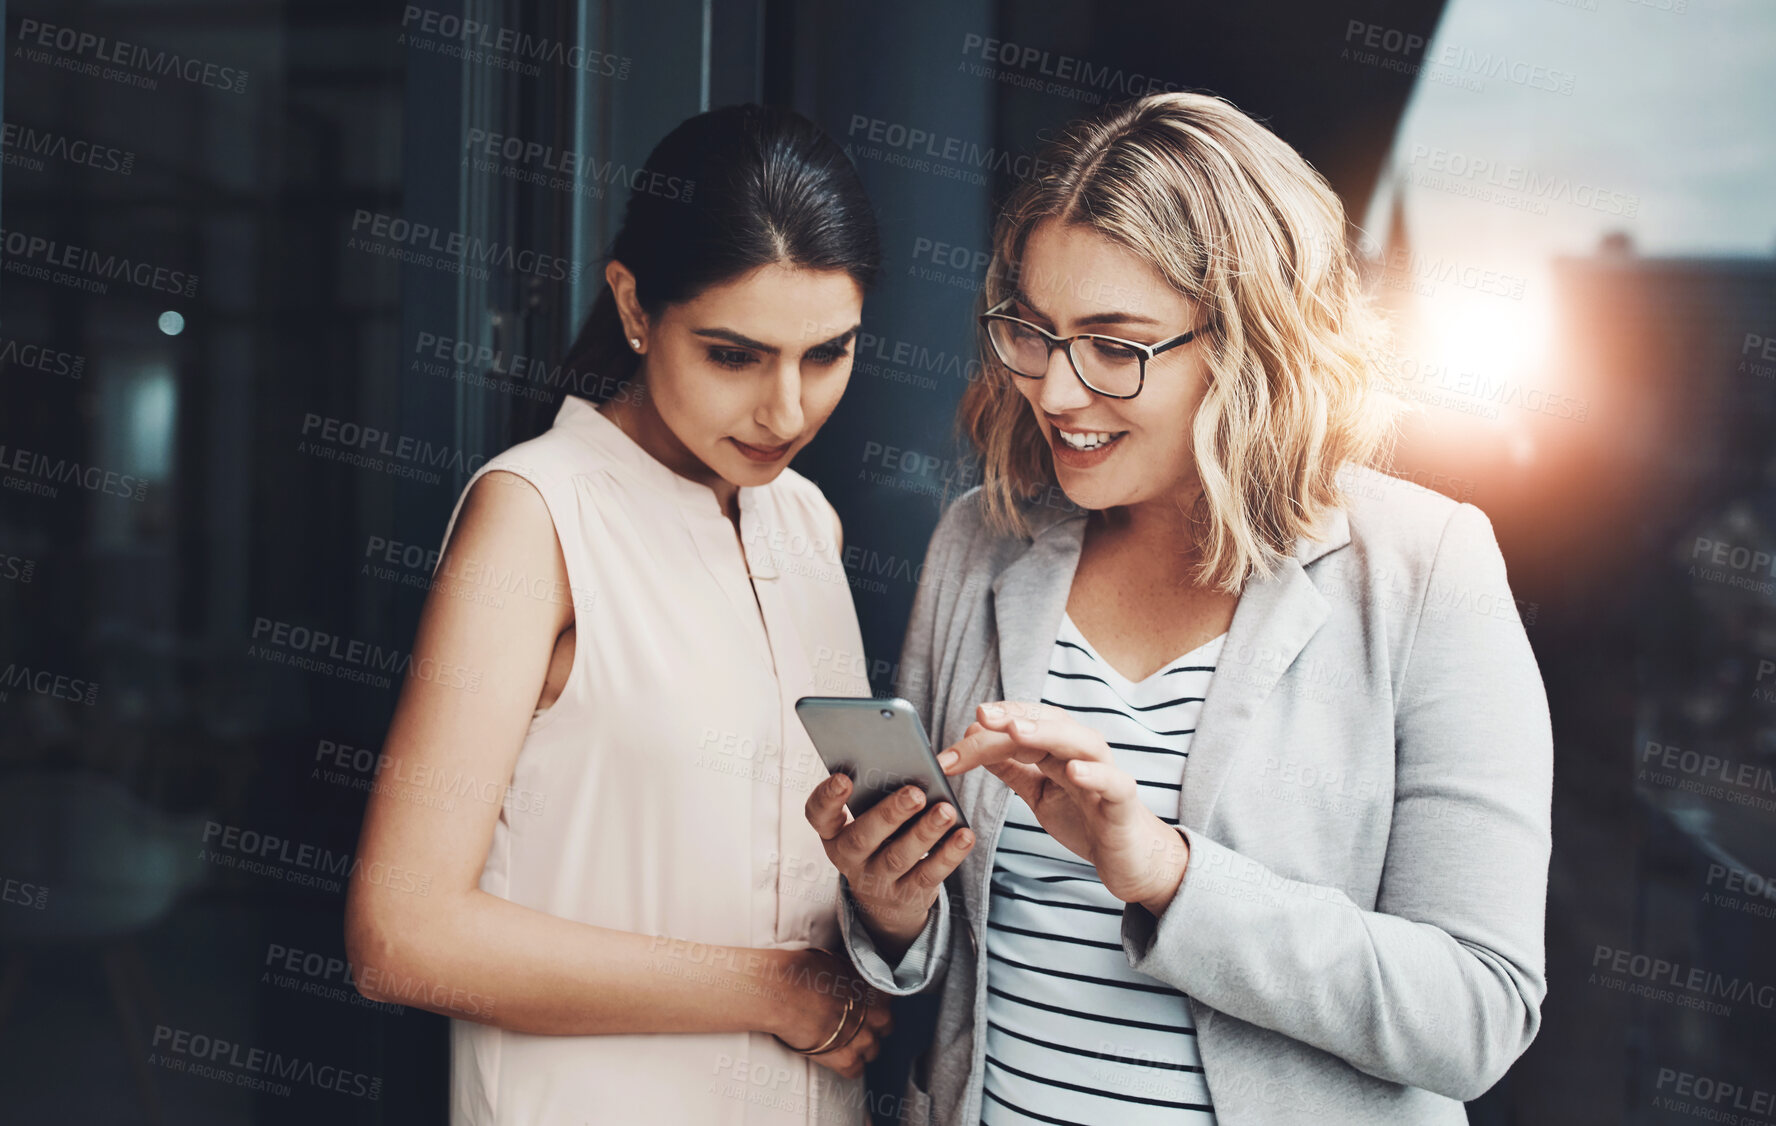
top-left (630, 337), bottom-right (642, 351)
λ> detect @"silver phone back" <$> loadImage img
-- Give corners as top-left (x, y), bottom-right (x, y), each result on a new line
top-left (794, 696), bottom-right (968, 827)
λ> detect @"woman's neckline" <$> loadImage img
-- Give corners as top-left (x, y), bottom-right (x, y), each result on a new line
top-left (1059, 609), bottom-right (1226, 690)
top-left (562, 394), bottom-right (750, 520)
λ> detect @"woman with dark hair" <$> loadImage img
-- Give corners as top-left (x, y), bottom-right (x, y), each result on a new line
top-left (344, 104), bottom-right (891, 1125)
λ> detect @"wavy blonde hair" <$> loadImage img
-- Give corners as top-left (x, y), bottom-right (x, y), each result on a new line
top-left (960, 90), bottom-right (1403, 592)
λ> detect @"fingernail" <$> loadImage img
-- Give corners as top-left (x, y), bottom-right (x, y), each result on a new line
top-left (980, 703), bottom-right (1003, 720)
top-left (936, 749), bottom-right (958, 770)
top-left (957, 830), bottom-right (974, 848)
top-left (1013, 718), bottom-right (1035, 735)
top-left (934, 805), bottom-right (953, 825)
top-left (902, 787), bottom-right (924, 809)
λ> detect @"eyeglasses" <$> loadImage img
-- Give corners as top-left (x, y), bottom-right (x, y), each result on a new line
top-left (978, 296), bottom-right (1203, 399)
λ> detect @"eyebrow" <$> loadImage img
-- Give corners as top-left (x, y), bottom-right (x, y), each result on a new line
top-left (691, 325), bottom-right (861, 353)
top-left (1009, 289), bottom-right (1161, 329)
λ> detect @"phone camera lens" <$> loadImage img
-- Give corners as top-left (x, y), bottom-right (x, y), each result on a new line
top-left (880, 709), bottom-right (893, 720)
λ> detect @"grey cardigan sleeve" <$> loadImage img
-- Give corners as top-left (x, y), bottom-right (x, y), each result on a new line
top-left (1119, 503), bottom-right (1553, 1101)
top-left (838, 874), bottom-right (952, 995)
top-left (834, 494), bottom-right (968, 996)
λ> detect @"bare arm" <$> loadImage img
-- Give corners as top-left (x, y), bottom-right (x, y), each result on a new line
top-left (343, 470), bottom-right (887, 1072)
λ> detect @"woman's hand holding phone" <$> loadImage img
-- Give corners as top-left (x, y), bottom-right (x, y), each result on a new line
top-left (804, 773), bottom-right (975, 964)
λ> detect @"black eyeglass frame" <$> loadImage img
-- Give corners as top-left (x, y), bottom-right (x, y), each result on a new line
top-left (977, 295), bottom-right (1204, 400)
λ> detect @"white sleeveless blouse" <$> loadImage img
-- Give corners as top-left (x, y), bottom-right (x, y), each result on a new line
top-left (439, 394), bottom-right (870, 1125)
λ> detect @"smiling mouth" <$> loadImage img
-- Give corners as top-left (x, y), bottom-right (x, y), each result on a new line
top-left (1053, 428), bottom-right (1128, 451)
top-left (731, 437), bottom-right (794, 461)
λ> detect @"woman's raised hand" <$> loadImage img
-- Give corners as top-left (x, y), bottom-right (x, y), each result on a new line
top-left (804, 773), bottom-right (974, 960)
top-left (939, 701), bottom-right (1190, 915)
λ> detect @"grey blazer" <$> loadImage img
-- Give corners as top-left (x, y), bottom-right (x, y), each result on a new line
top-left (837, 468), bottom-right (1553, 1125)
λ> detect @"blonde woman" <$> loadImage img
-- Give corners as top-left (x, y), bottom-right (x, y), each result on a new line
top-left (806, 92), bottom-right (1552, 1124)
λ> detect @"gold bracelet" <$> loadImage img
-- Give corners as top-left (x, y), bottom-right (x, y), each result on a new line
top-left (776, 992), bottom-right (855, 1056)
top-left (822, 994), bottom-right (868, 1054)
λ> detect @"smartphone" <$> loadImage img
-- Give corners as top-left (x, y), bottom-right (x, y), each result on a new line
top-left (794, 696), bottom-right (969, 830)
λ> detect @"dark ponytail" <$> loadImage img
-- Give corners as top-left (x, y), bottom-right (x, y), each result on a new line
top-left (565, 103), bottom-right (880, 401)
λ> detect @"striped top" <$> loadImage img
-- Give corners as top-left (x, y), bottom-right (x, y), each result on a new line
top-left (980, 611), bottom-right (1224, 1126)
